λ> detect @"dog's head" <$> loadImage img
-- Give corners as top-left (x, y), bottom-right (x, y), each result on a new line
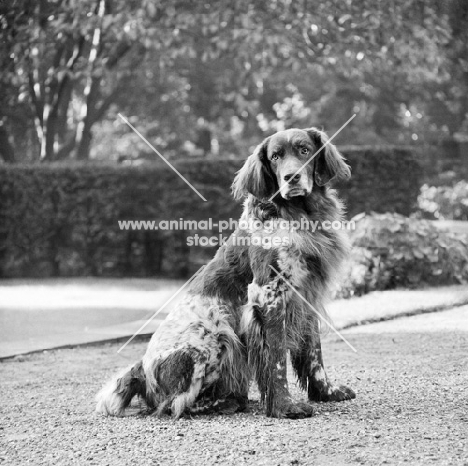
top-left (232, 127), bottom-right (351, 201)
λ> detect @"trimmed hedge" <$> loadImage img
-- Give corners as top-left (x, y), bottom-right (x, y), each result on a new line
top-left (337, 145), bottom-right (421, 217)
top-left (0, 161), bottom-right (241, 278)
top-left (0, 146), bottom-right (421, 277)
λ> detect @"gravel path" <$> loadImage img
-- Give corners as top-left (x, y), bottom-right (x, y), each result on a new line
top-left (1, 312), bottom-right (467, 465)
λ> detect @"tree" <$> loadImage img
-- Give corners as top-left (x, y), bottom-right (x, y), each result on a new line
top-left (444, 0), bottom-right (468, 134)
top-left (1, 0), bottom-right (150, 160)
top-left (0, 0), bottom-right (463, 161)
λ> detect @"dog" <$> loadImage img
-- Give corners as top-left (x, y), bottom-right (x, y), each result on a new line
top-left (96, 127), bottom-right (355, 419)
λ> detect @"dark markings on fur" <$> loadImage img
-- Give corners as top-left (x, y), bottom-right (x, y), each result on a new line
top-left (97, 128), bottom-right (355, 418)
top-left (155, 351), bottom-right (194, 396)
top-left (262, 289), bottom-right (289, 416)
top-left (217, 324), bottom-right (250, 397)
top-left (191, 238), bottom-right (253, 310)
top-left (251, 200), bottom-right (279, 221)
top-left (255, 279), bottom-right (315, 419)
top-left (244, 303), bottom-right (269, 394)
top-left (304, 254), bottom-right (327, 283)
top-left (249, 247), bottom-right (279, 287)
top-left (290, 346), bottom-right (309, 392)
top-left (115, 361), bottom-right (150, 410)
top-left (194, 380), bottom-right (249, 415)
top-left (291, 334), bottom-right (356, 402)
top-left (187, 321), bottom-right (211, 338)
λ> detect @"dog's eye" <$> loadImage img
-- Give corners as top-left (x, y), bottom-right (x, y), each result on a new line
top-left (300, 147), bottom-right (310, 155)
top-left (271, 154), bottom-right (279, 161)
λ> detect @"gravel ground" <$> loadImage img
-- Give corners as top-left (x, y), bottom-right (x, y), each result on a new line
top-left (1, 322), bottom-right (467, 465)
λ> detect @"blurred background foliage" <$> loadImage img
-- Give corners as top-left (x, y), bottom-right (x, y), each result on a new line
top-left (1, 0), bottom-right (468, 164)
top-left (338, 213), bottom-right (468, 297)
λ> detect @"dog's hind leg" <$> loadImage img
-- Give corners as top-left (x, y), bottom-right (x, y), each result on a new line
top-left (145, 346), bottom-right (214, 418)
top-left (189, 322), bottom-right (250, 415)
top-left (191, 378), bottom-right (249, 415)
top-left (144, 311), bottom-right (248, 418)
top-left (291, 327), bottom-right (356, 402)
top-left (95, 361), bottom-right (150, 416)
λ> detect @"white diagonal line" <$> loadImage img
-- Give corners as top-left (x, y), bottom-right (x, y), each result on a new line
top-left (118, 113), bottom-right (207, 202)
top-left (268, 114), bottom-right (356, 202)
top-left (269, 265), bottom-right (358, 353)
top-left (117, 265), bottom-right (206, 353)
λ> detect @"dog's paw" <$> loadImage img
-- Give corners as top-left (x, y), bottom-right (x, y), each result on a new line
top-left (309, 384), bottom-right (356, 402)
top-left (268, 400), bottom-right (316, 419)
top-left (283, 401), bottom-right (316, 419)
top-left (189, 394), bottom-right (249, 416)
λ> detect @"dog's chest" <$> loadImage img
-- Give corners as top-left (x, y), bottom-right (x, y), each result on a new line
top-left (277, 245), bottom-right (310, 288)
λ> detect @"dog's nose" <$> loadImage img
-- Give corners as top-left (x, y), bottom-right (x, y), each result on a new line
top-left (284, 173), bottom-right (301, 184)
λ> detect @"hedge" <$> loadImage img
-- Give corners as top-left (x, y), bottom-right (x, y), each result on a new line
top-left (336, 145), bottom-right (421, 217)
top-left (0, 146), bottom-right (421, 278)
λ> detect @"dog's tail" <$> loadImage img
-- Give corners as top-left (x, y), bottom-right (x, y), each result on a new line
top-left (95, 361), bottom-right (147, 416)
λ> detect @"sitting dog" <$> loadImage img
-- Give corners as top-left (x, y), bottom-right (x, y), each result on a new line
top-left (96, 127), bottom-right (355, 419)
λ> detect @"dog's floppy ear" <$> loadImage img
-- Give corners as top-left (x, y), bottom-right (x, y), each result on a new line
top-left (232, 138), bottom-right (275, 200)
top-left (304, 127), bottom-right (351, 186)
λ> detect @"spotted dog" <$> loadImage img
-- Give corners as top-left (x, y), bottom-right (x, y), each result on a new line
top-left (96, 127), bottom-right (356, 419)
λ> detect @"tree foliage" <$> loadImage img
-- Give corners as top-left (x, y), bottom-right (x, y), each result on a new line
top-left (0, 0), bottom-right (465, 162)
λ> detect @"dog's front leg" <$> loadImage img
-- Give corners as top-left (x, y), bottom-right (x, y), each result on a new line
top-left (307, 333), bottom-right (356, 402)
top-left (243, 280), bottom-right (314, 419)
top-left (262, 281), bottom-right (291, 417)
top-left (291, 327), bottom-right (356, 402)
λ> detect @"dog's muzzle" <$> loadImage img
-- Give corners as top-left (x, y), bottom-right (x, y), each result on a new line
top-left (279, 169), bottom-right (312, 199)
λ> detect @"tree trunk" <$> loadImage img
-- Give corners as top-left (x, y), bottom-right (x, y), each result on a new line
top-left (56, 79), bottom-right (73, 147)
top-left (75, 122), bottom-right (93, 160)
top-left (44, 105), bottom-right (59, 160)
top-left (74, 77), bottom-right (100, 160)
top-left (73, 0), bottom-right (105, 161)
top-left (0, 125), bottom-right (15, 162)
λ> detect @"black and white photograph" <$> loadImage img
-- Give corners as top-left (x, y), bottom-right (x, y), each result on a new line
top-left (1, 1), bottom-right (467, 464)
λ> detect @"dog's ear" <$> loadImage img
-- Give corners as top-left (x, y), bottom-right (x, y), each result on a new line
top-left (304, 128), bottom-right (351, 186)
top-left (232, 138), bottom-right (275, 200)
